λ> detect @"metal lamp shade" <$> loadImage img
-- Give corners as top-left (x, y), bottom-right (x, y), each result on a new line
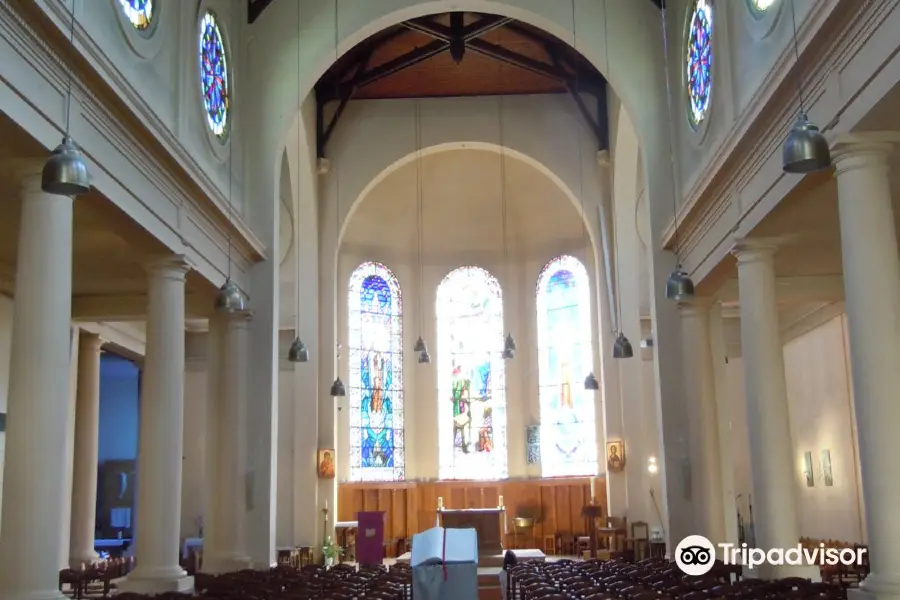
top-left (287, 337), bottom-right (309, 363)
top-left (782, 113), bottom-right (832, 174)
top-left (330, 376), bottom-right (346, 397)
top-left (504, 333), bottom-right (517, 353)
top-left (666, 268), bottom-right (695, 301)
top-left (42, 136), bottom-right (91, 196)
top-left (418, 349), bottom-right (431, 364)
top-left (413, 336), bottom-right (427, 353)
top-left (584, 372), bottom-right (600, 391)
top-left (613, 332), bottom-right (634, 359)
top-left (214, 278), bottom-right (249, 313)
top-left (501, 347), bottom-right (515, 360)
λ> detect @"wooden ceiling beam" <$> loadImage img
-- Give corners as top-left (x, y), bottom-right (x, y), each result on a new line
top-left (247, 0), bottom-right (277, 24)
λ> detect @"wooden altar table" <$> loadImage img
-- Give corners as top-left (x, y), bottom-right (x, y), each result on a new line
top-left (438, 508), bottom-right (506, 556)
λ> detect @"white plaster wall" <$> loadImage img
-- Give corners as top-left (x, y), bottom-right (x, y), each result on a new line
top-left (47, 0), bottom-right (248, 217)
top-left (668, 0), bottom-right (817, 203)
top-left (721, 315), bottom-right (865, 545)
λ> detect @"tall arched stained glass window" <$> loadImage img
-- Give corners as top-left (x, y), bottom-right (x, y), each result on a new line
top-left (198, 11), bottom-right (230, 139)
top-left (348, 262), bottom-right (405, 482)
top-left (686, 0), bottom-right (713, 128)
top-left (437, 267), bottom-right (508, 480)
top-left (117, 0), bottom-right (154, 30)
top-left (536, 255), bottom-right (597, 477)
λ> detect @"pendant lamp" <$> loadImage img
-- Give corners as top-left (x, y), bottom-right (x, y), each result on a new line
top-left (412, 100), bottom-right (430, 361)
top-left (330, 376), bottom-right (346, 397)
top-left (782, 0), bottom-right (831, 173)
top-left (418, 348), bottom-right (431, 364)
top-left (665, 267), bottom-right (695, 302)
top-left (43, 7), bottom-right (90, 196)
top-left (612, 331), bottom-right (634, 359)
top-left (215, 278), bottom-right (249, 313)
top-left (584, 372), bottom-right (600, 391)
top-left (287, 337), bottom-right (309, 363)
top-left (414, 336), bottom-right (427, 353)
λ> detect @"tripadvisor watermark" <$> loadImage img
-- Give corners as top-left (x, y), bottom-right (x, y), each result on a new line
top-left (675, 535), bottom-right (867, 576)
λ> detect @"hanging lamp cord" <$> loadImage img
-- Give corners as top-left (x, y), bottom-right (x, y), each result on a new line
top-left (415, 99), bottom-right (424, 336)
top-left (788, 0), bottom-right (805, 114)
top-left (64, 2), bottom-right (76, 135)
top-left (295, 0), bottom-right (302, 333)
top-left (660, 1), bottom-right (683, 267)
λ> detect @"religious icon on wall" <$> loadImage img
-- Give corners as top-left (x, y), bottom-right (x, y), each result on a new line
top-left (606, 441), bottom-right (625, 472)
top-left (803, 451), bottom-right (815, 487)
top-left (821, 449), bottom-right (833, 487)
top-left (318, 448), bottom-right (336, 479)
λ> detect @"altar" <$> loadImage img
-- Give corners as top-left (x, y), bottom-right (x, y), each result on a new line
top-left (439, 508), bottom-right (505, 556)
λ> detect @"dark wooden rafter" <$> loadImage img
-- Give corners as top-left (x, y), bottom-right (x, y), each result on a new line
top-left (315, 13), bottom-right (610, 157)
top-left (247, 0), bottom-right (276, 24)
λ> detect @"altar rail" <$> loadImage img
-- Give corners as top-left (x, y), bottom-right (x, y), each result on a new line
top-left (337, 477), bottom-right (607, 545)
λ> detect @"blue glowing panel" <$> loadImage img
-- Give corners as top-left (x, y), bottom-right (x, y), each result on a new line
top-left (536, 256), bottom-right (597, 477)
top-left (686, 0), bottom-right (713, 127)
top-left (199, 12), bottom-right (229, 138)
top-left (117, 0), bottom-right (153, 30)
top-left (348, 262), bottom-right (404, 481)
top-left (437, 267), bottom-right (507, 480)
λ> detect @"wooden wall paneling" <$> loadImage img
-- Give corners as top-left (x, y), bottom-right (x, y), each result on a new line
top-left (338, 477), bottom-right (607, 552)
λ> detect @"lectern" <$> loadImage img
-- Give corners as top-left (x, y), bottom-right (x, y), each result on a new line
top-left (581, 504), bottom-right (603, 559)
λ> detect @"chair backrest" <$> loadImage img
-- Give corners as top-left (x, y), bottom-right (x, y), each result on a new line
top-left (607, 516), bottom-right (627, 530)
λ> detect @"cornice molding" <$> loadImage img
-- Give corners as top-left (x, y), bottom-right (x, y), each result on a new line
top-left (5, 0), bottom-right (265, 272)
top-left (663, 0), bottom-right (891, 260)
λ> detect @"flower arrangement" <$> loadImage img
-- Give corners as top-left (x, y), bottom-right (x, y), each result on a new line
top-left (321, 536), bottom-right (344, 562)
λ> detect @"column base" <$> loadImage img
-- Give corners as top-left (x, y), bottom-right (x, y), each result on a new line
top-left (68, 551), bottom-right (100, 570)
top-left (849, 574), bottom-right (900, 600)
top-left (202, 554), bottom-right (253, 574)
top-left (0, 590), bottom-right (68, 600)
top-left (118, 567), bottom-right (193, 594)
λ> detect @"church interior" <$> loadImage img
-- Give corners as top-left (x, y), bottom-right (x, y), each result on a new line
top-left (0, 0), bottom-right (897, 599)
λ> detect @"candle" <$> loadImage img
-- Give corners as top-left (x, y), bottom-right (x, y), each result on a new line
top-left (498, 495), bottom-right (504, 508)
top-left (590, 478), bottom-right (596, 501)
top-left (437, 496), bottom-right (443, 510)
top-left (325, 499), bottom-right (329, 511)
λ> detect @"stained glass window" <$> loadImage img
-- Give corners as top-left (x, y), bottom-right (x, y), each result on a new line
top-left (536, 256), bottom-right (598, 477)
top-left (686, 0), bottom-right (713, 127)
top-left (117, 0), bottom-right (153, 30)
top-left (199, 11), bottom-right (230, 139)
top-left (348, 262), bottom-right (405, 482)
top-left (437, 267), bottom-right (508, 480)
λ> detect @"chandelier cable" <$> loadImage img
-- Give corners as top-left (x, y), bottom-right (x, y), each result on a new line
top-left (788, 0), bottom-right (805, 114)
top-left (660, 1), bottom-right (683, 264)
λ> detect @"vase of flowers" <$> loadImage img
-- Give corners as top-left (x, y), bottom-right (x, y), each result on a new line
top-left (322, 537), bottom-right (343, 567)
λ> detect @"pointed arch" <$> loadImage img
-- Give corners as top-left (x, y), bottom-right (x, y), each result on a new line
top-left (436, 266), bottom-right (508, 480)
top-left (536, 255), bottom-right (598, 477)
top-left (348, 261), bottom-right (404, 481)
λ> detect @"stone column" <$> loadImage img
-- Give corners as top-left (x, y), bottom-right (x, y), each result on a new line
top-left (203, 312), bottom-right (252, 572)
top-left (679, 301), bottom-right (725, 548)
top-left (0, 166), bottom-right (74, 600)
top-left (832, 141), bottom-right (900, 600)
top-left (69, 332), bottom-right (103, 567)
top-left (732, 240), bottom-right (812, 579)
top-left (119, 256), bottom-right (193, 593)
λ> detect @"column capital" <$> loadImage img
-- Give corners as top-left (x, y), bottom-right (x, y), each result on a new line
top-left (596, 150), bottom-right (611, 168)
top-left (731, 238), bottom-right (782, 266)
top-left (9, 159), bottom-right (48, 195)
top-left (78, 331), bottom-right (103, 352)
top-left (144, 255), bottom-right (191, 280)
top-left (830, 133), bottom-right (896, 176)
